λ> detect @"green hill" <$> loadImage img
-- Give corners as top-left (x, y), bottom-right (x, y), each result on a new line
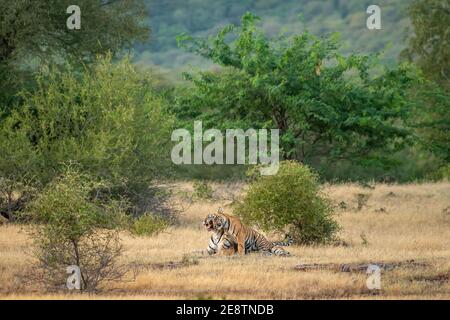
top-left (134, 0), bottom-right (412, 73)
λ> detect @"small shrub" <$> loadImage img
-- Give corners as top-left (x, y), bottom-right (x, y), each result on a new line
top-left (338, 201), bottom-right (348, 210)
top-left (129, 213), bottom-right (168, 237)
top-left (234, 161), bottom-right (339, 245)
top-left (181, 254), bottom-right (199, 266)
top-left (356, 193), bottom-right (370, 211)
top-left (193, 180), bottom-right (213, 200)
top-left (25, 166), bottom-right (128, 291)
top-left (360, 232), bottom-right (369, 246)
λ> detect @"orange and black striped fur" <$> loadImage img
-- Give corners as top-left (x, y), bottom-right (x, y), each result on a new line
top-left (204, 209), bottom-right (292, 256)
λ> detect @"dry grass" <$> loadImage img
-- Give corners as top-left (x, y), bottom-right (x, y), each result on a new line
top-left (1, 182), bottom-right (449, 300)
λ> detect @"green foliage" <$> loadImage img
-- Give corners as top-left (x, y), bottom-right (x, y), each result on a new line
top-left (1, 55), bottom-right (174, 190)
top-left (235, 161), bottom-right (339, 245)
top-left (0, 114), bottom-right (38, 181)
top-left (0, 176), bottom-right (36, 221)
top-left (129, 213), bottom-right (168, 236)
top-left (401, 0), bottom-right (449, 88)
top-left (0, 116), bottom-right (38, 219)
top-left (427, 164), bottom-right (450, 182)
top-left (175, 13), bottom-right (418, 168)
top-left (315, 145), bottom-right (443, 183)
top-left (192, 180), bottom-right (214, 200)
top-left (407, 81), bottom-right (450, 164)
top-left (0, 0), bottom-right (149, 111)
top-left (25, 167), bottom-right (128, 291)
top-left (400, 1), bottom-right (449, 176)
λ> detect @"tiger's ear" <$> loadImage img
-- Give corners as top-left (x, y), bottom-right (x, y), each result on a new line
top-left (217, 207), bottom-right (224, 214)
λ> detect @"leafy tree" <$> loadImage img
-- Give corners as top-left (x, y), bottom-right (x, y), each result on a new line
top-left (0, 0), bottom-right (149, 110)
top-left (175, 13), bottom-right (418, 166)
top-left (401, 0), bottom-right (449, 171)
top-left (401, 0), bottom-right (449, 88)
top-left (409, 82), bottom-right (450, 163)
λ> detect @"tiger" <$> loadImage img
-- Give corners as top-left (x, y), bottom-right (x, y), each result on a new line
top-left (203, 213), bottom-right (237, 256)
top-left (204, 208), bottom-right (292, 256)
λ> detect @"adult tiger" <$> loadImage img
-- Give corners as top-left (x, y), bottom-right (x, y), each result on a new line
top-left (204, 209), bottom-right (291, 256)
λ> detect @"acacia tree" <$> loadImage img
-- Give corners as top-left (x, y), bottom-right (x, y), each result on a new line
top-left (175, 13), bottom-right (418, 165)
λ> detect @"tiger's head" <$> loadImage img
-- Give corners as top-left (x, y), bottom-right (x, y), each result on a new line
top-left (203, 214), bottom-right (215, 231)
top-left (211, 214), bottom-right (226, 231)
top-left (203, 208), bottom-right (227, 232)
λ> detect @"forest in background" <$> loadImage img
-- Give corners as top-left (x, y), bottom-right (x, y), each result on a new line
top-left (134, 0), bottom-right (412, 76)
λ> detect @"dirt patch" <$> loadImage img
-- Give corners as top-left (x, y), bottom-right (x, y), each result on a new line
top-left (294, 260), bottom-right (428, 273)
top-left (129, 254), bottom-right (200, 272)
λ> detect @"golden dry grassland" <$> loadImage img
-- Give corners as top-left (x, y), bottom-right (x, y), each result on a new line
top-left (1, 182), bottom-right (449, 299)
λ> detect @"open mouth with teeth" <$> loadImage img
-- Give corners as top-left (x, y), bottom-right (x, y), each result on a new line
top-left (204, 219), bottom-right (214, 231)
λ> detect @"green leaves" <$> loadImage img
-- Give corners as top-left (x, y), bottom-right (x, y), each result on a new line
top-left (25, 166), bottom-right (128, 291)
top-left (0, 0), bottom-right (150, 113)
top-left (0, 55), bottom-right (175, 189)
top-left (401, 0), bottom-right (449, 88)
top-left (235, 161), bottom-right (339, 245)
top-left (175, 13), bottom-right (419, 166)
top-left (26, 167), bottom-right (127, 240)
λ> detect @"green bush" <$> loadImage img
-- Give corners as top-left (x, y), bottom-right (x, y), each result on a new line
top-left (427, 164), bottom-right (450, 181)
top-left (129, 213), bottom-right (168, 237)
top-left (0, 54), bottom-right (175, 218)
top-left (234, 161), bottom-right (339, 245)
top-left (25, 166), bottom-right (128, 291)
top-left (1, 54), bottom-right (174, 187)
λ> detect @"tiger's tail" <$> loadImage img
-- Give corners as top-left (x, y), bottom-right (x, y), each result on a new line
top-left (269, 246), bottom-right (290, 256)
top-left (272, 234), bottom-right (294, 247)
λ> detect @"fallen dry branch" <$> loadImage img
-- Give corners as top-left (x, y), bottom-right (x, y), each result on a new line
top-left (129, 261), bottom-right (186, 272)
top-left (294, 259), bottom-right (428, 273)
top-left (410, 273), bottom-right (450, 283)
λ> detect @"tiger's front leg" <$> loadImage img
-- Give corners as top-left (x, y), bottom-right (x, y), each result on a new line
top-left (236, 233), bottom-right (246, 255)
top-left (218, 234), bottom-right (238, 256)
top-left (219, 248), bottom-right (235, 256)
